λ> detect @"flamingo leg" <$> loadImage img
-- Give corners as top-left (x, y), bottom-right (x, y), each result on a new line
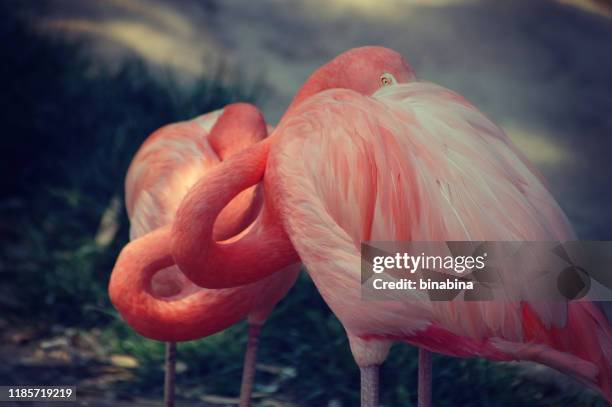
top-left (418, 349), bottom-right (432, 407)
top-left (239, 324), bottom-right (262, 407)
top-left (164, 342), bottom-right (177, 407)
top-left (360, 365), bottom-right (380, 407)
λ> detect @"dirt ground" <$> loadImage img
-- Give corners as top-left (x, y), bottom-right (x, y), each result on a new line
top-left (0, 321), bottom-right (297, 406)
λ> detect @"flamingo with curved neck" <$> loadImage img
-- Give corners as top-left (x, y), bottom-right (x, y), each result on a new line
top-left (171, 47), bottom-right (415, 288)
top-left (108, 103), bottom-right (300, 407)
top-left (170, 47), bottom-right (612, 406)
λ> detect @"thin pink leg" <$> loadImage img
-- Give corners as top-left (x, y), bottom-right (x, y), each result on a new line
top-left (418, 348), bottom-right (432, 407)
top-left (360, 365), bottom-right (380, 407)
top-left (239, 324), bottom-right (262, 407)
top-left (164, 342), bottom-right (176, 407)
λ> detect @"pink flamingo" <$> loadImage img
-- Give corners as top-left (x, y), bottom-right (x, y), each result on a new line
top-left (169, 47), bottom-right (612, 406)
top-left (108, 103), bottom-right (300, 407)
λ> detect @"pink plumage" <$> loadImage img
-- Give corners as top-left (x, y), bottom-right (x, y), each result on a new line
top-left (110, 103), bottom-right (299, 341)
top-left (268, 81), bottom-right (611, 400)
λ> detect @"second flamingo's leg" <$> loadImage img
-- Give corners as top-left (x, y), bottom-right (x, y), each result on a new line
top-left (164, 342), bottom-right (177, 407)
top-left (348, 336), bottom-right (390, 407)
top-left (418, 348), bottom-right (432, 407)
top-left (360, 365), bottom-right (380, 407)
top-left (239, 323), bottom-right (262, 407)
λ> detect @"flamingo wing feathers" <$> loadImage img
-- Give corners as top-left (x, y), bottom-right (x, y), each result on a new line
top-left (125, 110), bottom-right (223, 237)
top-left (274, 83), bottom-right (572, 332)
top-left (268, 83), bottom-right (611, 397)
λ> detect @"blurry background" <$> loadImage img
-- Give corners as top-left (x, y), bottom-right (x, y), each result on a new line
top-left (1, 0), bottom-right (611, 406)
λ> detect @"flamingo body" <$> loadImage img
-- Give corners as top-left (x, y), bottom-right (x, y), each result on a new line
top-left (109, 104), bottom-right (299, 342)
top-left (267, 82), bottom-right (611, 399)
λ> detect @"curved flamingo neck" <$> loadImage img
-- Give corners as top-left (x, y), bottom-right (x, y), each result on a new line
top-left (283, 63), bottom-right (341, 119)
top-left (208, 103), bottom-right (267, 160)
top-left (285, 75), bottom-right (329, 116)
top-left (109, 226), bottom-right (176, 338)
top-left (171, 138), bottom-right (298, 289)
top-left (109, 225), bottom-right (263, 341)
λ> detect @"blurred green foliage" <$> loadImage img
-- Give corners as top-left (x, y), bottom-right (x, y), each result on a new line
top-left (0, 5), bottom-right (259, 326)
top-left (0, 4), bottom-right (607, 406)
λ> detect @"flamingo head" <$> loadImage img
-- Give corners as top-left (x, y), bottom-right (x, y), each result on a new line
top-left (288, 46), bottom-right (416, 111)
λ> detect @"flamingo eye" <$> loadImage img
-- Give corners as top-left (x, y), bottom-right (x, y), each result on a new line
top-left (379, 72), bottom-right (396, 87)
